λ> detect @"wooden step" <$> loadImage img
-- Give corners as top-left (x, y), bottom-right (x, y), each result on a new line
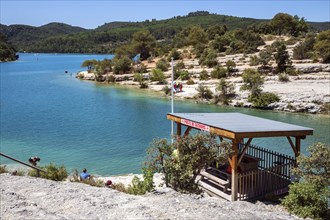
top-left (200, 170), bottom-right (229, 192)
top-left (198, 179), bottom-right (231, 201)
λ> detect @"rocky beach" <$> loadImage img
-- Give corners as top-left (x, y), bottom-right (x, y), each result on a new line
top-left (0, 173), bottom-right (302, 219)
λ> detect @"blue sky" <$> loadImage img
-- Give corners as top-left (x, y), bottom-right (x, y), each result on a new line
top-left (1, 1), bottom-right (329, 29)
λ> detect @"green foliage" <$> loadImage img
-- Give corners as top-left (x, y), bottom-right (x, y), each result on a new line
top-left (145, 134), bottom-right (230, 193)
top-left (215, 78), bottom-right (235, 105)
top-left (249, 92), bottom-right (280, 108)
top-left (151, 68), bottom-right (166, 84)
top-left (199, 70), bottom-right (209, 80)
top-left (240, 68), bottom-right (264, 98)
top-left (28, 163), bottom-right (68, 181)
top-left (156, 58), bottom-right (170, 71)
top-left (134, 73), bottom-right (148, 88)
top-left (162, 85), bottom-right (171, 95)
top-left (199, 48), bottom-right (218, 67)
top-left (167, 49), bottom-right (181, 61)
top-left (0, 165), bottom-right (8, 173)
top-left (188, 26), bottom-right (208, 47)
top-left (210, 34), bottom-right (230, 52)
top-left (274, 43), bottom-right (292, 73)
top-left (249, 55), bottom-right (259, 66)
top-left (81, 59), bottom-right (98, 72)
top-left (258, 49), bottom-right (272, 67)
top-left (270, 13), bottom-right (308, 36)
top-left (0, 33), bottom-right (18, 62)
top-left (285, 67), bottom-right (299, 76)
top-left (282, 143), bottom-right (330, 220)
top-left (282, 182), bottom-right (329, 220)
top-left (126, 167), bottom-right (154, 195)
top-left (278, 73), bottom-right (290, 82)
top-left (314, 30), bottom-right (330, 63)
top-left (186, 79), bottom-right (195, 85)
top-left (175, 61), bottom-right (185, 70)
top-left (131, 30), bottom-right (156, 60)
top-left (293, 33), bottom-right (316, 60)
top-left (112, 56), bottom-right (132, 74)
top-left (178, 70), bottom-right (190, 80)
top-left (225, 60), bottom-right (236, 75)
top-left (292, 143), bottom-right (330, 187)
top-left (211, 66), bottom-right (227, 79)
top-left (196, 83), bottom-right (213, 100)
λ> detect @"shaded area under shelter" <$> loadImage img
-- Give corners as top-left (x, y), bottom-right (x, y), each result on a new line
top-left (167, 113), bottom-right (313, 201)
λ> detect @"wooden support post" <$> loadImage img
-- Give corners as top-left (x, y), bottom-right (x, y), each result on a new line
top-left (286, 136), bottom-right (298, 156)
top-left (183, 127), bottom-right (192, 137)
top-left (231, 138), bottom-right (242, 201)
top-left (295, 137), bottom-right (301, 158)
top-left (176, 122), bottom-right (182, 136)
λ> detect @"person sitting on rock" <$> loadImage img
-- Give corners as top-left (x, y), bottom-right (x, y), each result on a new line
top-left (105, 180), bottom-right (113, 188)
top-left (28, 156), bottom-right (40, 166)
top-left (80, 168), bottom-right (91, 180)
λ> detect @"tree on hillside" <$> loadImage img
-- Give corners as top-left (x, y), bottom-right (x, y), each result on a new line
top-left (274, 43), bottom-right (292, 73)
top-left (240, 68), bottom-right (264, 98)
top-left (131, 30), bottom-right (156, 60)
top-left (215, 78), bottom-right (235, 105)
top-left (293, 33), bottom-right (316, 60)
top-left (188, 26), bottom-right (208, 47)
top-left (112, 56), bottom-right (132, 74)
top-left (207, 25), bottom-right (227, 40)
top-left (314, 30), bottom-right (330, 63)
top-left (258, 49), bottom-right (272, 67)
top-left (271, 13), bottom-right (308, 36)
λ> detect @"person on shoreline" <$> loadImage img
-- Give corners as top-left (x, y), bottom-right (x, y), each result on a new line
top-left (105, 180), bottom-right (113, 188)
top-left (28, 156), bottom-right (40, 166)
top-left (80, 168), bottom-right (91, 180)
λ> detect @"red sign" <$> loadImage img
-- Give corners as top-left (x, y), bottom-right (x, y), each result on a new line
top-left (181, 119), bottom-right (210, 132)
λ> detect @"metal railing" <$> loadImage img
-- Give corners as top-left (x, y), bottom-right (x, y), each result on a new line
top-left (0, 152), bottom-right (46, 176)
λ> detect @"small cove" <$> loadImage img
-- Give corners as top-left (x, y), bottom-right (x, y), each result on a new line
top-left (1, 53), bottom-right (329, 176)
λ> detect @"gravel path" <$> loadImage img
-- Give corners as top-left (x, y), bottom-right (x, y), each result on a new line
top-left (0, 174), bottom-right (301, 220)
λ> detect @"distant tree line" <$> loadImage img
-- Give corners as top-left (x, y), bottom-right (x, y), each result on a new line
top-left (0, 33), bottom-right (18, 62)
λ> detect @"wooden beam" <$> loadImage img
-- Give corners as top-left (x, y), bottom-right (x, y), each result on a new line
top-left (236, 130), bottom-right (313, 139)
top-left (183, 127), bottom-right (192, 137)
top-left (238, 138), bottom-right (253, 166)
top-left (176, 122), bottom-right (182, 136)
top-left (287, 136), bottom-right (298, 156)
top-left (231, 138), bottom-right (242, 201)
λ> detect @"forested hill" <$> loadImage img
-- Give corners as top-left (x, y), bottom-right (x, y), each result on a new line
top-left (0, 23), bottom-right (87, 51)
top-left (0, 11), bottom-right (329, 54)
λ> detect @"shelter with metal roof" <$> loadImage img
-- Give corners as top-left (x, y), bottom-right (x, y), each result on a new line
top-left (167, 113), bottom-right (314, 201)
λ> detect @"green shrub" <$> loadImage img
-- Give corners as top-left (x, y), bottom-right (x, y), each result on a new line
top-left (156, 58), bottom-right (170, 71)
top-left (225, 60), bottom-right (236, 75)
top-left (112, 56), bottom-right (132, 74)
top-left (199, 70), bottom-right (209, 80)
top-left (28, 163), bottom-right (68, 181)
top-left (199, 48), bottom-right (218, 67)
top-left (112, 182), bottom-right (127, 193)
top-left (162, 85), bottom-right (171, 95)
top-left (179, 70), bottom-right (190, 80)
top-left (144, 134), bottom-right (232, 193)
top-left (134, 73), bottom-right (148, 88)
top-left (167, 49), bottom-right (181, 61)
top-left (196, 83), bottom-right (213, 100)
top-left (211, 66), bottom-right (227, 79)
top-left (250, 92), bottom-right (280, 108)
top-left (127, 167), bottom-right (154, 195)
top-left (151, 68), bottom-right (166, 84)
top-left (249, 55), bottom-right (259, 66)
top-left (285, 67), bottom-right (299, 76)
top-left (0, 165), bottom-right (8, 174)
top-left (175, 61), bottom-right (185, 70)
top-left (278, 73), bottom-right (290, 82)
top-left (282, 182), bottom-right (329, 220)
top-left (186, 79), bottom-right (195, 85)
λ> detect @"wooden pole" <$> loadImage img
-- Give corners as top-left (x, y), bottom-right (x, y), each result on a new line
top-left (231, 138), bottom-right (242, 201)
top-left (176, 122), bottom-right (182, 136)
top-left (295, 137), bottom-right (301, 158)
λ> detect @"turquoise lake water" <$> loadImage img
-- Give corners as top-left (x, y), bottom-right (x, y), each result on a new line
top-left (1, 53), bottom-right (329, 176)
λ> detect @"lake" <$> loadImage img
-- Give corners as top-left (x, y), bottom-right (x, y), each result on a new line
top-left (1, 53), bottom-right (329, 176)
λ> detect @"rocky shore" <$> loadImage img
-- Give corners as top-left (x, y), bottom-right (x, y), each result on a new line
top-left (0, 173), bottom-right (302, 219)
top-left (76, 39), bottom-right (330, 114)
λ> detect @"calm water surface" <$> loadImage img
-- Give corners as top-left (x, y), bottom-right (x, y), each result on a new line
top-left (1, 53), bottom-right (329, 175)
